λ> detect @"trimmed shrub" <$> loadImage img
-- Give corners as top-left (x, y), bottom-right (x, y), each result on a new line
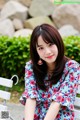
top-left (0, 36), bottom-right (30, 82)
top-left (63, 36), bottom-right (80, 63)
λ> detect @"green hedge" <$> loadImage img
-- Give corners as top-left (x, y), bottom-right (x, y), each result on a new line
top-left (63, 36), bottom-right (80, 63)
top-left (0, 36), bottom-right (30, 82)
top-left (0, 35), bottom-right (80, 82)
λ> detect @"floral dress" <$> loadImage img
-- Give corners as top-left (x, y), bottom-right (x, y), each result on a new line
top-left (20, 60), bottom-right (80, 120)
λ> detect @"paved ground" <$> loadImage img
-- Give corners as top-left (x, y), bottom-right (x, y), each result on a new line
top-left (7, 103), bottom-right (24, 120)
top-left (1, 102), bottom-right (80, 120)
top-left (7, 103), bottom-right (80, 120)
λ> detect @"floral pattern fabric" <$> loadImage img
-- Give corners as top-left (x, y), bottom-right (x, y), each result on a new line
top-left (20, 60), bottom-right (80, 120)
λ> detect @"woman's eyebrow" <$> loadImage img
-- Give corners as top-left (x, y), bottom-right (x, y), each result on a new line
top-left (37, 44), bottom-right (43, 47)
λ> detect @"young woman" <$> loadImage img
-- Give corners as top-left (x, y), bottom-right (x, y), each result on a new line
top-left (20, 24), bottom-right (80, 120)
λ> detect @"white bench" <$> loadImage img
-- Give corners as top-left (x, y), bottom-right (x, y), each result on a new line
top-left (0, 75), bottom-right (19, 120)
top-left (74, 81), bottom-right (80, 120)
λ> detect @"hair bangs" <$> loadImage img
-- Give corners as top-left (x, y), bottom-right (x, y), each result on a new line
top-left (41, 30), bottom-right (54, 44)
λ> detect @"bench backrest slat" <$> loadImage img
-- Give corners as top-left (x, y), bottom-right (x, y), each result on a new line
top-left (0, 90), bottom-right (11, 100)
top-left (77, 85), bottom-right (80, 94)
top-left (0, 77), bottom-right (13, 88)
top-left (0, 77), bottom-right (13, 100)
top-left (0, 104), bottom-right (8, 111)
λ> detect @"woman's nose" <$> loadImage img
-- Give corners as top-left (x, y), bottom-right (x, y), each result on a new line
top-left (45, 48), bottom-right (51, 54)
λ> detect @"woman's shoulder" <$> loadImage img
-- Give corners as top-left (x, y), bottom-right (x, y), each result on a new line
top-left (25, 60), bottom-right (33, 70)
top-left (63, 60), bottom-right (80, 74)
top-left (61, 60), bottom-right (80, 82)
top-left (65, 59), bottom-right (80, 69)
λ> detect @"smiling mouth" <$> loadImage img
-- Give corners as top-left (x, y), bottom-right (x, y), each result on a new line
top-left (46, 55), bottom-right (54, 58)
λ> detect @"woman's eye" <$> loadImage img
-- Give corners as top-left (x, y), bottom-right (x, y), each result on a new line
top-left (49, 43), bottom-right (54, 46)
top-left (38, 47), bottom-right (43, 50)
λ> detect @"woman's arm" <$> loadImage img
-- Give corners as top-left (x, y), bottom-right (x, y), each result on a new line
top-left (25, 98), bottom-right (36, 120)
top-left (44, 101), bottom-right (60, 120)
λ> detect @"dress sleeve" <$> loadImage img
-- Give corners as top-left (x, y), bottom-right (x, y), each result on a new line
top-left (20, 61), bottom-right (37, 105)
top-left (52, 60), bottom-right (80, 111)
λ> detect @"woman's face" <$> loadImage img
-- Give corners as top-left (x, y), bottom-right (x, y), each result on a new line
top-left (36, 36), bottom-right (58, 66)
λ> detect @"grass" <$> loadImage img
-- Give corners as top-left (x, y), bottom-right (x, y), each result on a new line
top-left (77, 94), bottom-right (80, 98)
top-left (10, 83), bottom-right (24, 103)
top-left (0, 82), bottom-right (24, 103)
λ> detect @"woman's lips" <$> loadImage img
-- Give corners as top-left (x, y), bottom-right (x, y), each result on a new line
top-left (46, 55), bottom-right (54, 59)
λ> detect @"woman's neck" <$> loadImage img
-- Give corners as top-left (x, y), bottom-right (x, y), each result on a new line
top-left (47, 63), bottom-right (55, 74)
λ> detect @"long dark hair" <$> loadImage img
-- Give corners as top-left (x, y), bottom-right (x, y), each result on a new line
top-left (30, 24), bottom-right (69, 91)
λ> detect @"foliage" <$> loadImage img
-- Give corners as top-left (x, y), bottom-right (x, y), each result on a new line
top-left (63, 36), bottom-right (80, 63)
top-left (0, 35), bottom-right (80, 83)
top-left (0, 36), bottom-right (30, 82)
